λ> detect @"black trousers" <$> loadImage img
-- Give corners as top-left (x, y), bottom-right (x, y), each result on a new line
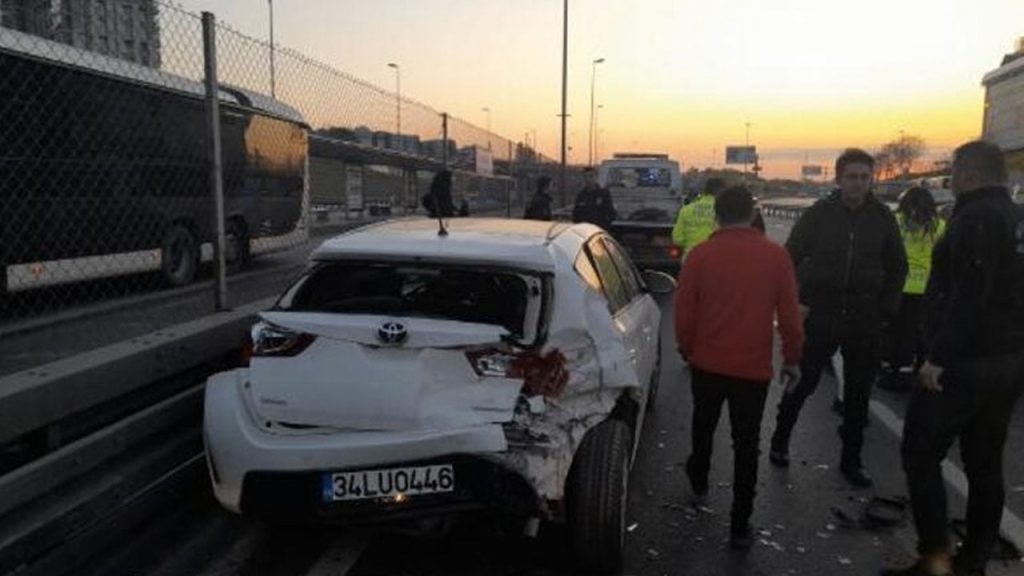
top-left (902, 352), bottom-right (1024, 571)
top-left (889, 294), bottom-right (926, 370)
top-left (771, 310), bottom-right (881, 468)
top-left (687, 366), bottom-right (769, 525)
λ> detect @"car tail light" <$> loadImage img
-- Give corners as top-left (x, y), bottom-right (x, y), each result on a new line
top-left (667, 245), bottom-right (682, 259)
top-left (466, 348), bottom-right (570, 398)
top-left (250, 321), bottom-right (317, 358)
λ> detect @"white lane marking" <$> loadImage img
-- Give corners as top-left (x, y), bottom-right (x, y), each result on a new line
top-left (870, 399), bottom-right (1024, 557)
top-left (305, 533), bottom-right (369, 576)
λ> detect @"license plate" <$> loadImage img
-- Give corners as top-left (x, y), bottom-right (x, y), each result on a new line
top-left (321, 464), bottom-right (455, 502)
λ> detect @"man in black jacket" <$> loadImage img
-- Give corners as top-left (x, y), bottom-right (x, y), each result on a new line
top-left (885, 141), bottom-right (1024, 576)
top-left (768, 148), bottom-right (908, 488)
top-left (524, 176), bottom-right (554, 220)
top-left (572, 167), bottom-right (616, 229)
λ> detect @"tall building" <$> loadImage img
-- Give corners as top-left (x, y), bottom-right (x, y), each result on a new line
top-left (982, 37), bottom-right (1024, 198)
top-left (0, 0), bottom-right (160, 67)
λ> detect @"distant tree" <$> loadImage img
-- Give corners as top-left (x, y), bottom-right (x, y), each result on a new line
top-left (874, 149), bottom-right (895, 180)
top-left (878, 134), bottom-right (926, 178)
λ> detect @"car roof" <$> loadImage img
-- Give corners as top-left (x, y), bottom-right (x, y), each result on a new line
top-left (312, 217), bottom-right (599, 271)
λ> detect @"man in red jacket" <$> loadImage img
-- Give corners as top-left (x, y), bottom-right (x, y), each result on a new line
top-left (675, 186), bottom-right (805, 550)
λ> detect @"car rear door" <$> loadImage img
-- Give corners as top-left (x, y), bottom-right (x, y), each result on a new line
top-left (602, 236), bottom-right (660, 381)
top-left (585, 235), bottom-right (649, 387)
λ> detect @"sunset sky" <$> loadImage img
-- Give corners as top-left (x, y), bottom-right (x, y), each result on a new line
top-left (176, 0), bottom-right (1024, 179)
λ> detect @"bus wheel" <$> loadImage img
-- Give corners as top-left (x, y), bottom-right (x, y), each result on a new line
top-left (161, 225), bottom-right (198, 287)
top-left (225, 219), bottom-right (251, 274)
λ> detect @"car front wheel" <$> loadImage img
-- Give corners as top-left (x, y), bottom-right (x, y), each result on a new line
top-left (566, 418), bottom-right (631, 574)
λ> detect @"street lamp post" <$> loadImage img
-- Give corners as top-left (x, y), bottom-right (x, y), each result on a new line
top-left (588, 57), bottom-right (604, 166)
top-left (268, 0), bottom-right (275, 98)
top-left (387, 63), bottom-right (401, 151)
top-left (593, 104), bottom-right (604, 164)
top-left (482, 106), bottom-right (491, 150)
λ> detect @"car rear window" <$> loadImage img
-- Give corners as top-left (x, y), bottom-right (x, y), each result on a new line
top-left (276, 262), bottom-right (539, 340)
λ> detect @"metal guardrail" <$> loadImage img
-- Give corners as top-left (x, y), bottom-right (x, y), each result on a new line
top-left (759, 199), bottom-right (813, 221)
top-left (0, 297), bottom-right (274, 576)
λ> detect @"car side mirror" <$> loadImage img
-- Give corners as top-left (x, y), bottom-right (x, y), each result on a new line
top-left (642, 270), bottom-right (676, 295)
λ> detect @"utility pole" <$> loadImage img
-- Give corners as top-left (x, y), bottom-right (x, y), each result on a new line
top-left (388, 63), bottom-right (401, 149)
top-left (559, 0), bottom-right (569, 208)
top-left (588, 57), bottom-right (604, 166)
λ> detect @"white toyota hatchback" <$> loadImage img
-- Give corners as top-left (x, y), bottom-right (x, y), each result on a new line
top-left (203, 217), bottom-right (673, 572)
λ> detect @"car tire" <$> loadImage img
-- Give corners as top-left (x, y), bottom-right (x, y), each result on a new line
top-left (161, 224), bottom-right (198, 287)
top-left (647, 335), bottom-right (662, 410)
top-left (225, 218), bottom-right (251, 274)
top-left (566, 419), bottom-right (631, 574)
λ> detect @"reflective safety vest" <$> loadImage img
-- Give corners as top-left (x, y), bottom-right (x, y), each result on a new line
top-left (672, 194), bottom-right (717, 251)
top-left (898, 213), bottom-right (945, 295)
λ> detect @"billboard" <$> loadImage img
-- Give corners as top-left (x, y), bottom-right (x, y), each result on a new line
top-left (801, 165), bottom-right (823, 177)
top-left (726, 146), bottom-right (757, 165)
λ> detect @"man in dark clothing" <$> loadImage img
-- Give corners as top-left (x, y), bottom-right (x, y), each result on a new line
top-left (572, 167), bottom-right (616, 229)
top-left (768, 148), bottom-right (908, 488)
top-left (884, 141), bottom-right (1024, 576)
top-left (423, 170), bottom-right (456, 218)
top-left (524, 175), bottom-right (554, 220)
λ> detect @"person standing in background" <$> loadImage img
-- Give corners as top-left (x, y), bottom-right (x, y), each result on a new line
top-left (672, 177), bottom-right (725, 256)
top-left (572, 167), bottom-right (616, 229)
top-left (878, 186), bottom-right (945, 392)
top-left (524, 176), bottom-right (554, 220)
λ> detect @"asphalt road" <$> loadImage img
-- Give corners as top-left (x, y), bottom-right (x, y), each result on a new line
top-left (67, 215), bottom-right (1024, 575)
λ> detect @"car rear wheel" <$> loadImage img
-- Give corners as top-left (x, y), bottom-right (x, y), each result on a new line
top-left (161, 224), bottom-right (198, 287)
top-left (566, 419), bottom-right (631, 574)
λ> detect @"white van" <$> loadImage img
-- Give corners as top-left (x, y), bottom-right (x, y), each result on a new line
top-left (596, 154), bottom-right (684, 269)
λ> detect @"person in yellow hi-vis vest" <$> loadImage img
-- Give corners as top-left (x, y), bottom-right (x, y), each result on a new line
top-left (672, 177), bottom-right (726, 257)
top-left (878, 186), bottom-right (945, 392)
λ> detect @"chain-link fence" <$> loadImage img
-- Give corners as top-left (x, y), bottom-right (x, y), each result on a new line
top-left (0, 0), bottom-right (574, 377)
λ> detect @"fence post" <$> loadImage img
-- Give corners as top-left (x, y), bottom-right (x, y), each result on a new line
top-left (202, 12), bottom-right (228, 311)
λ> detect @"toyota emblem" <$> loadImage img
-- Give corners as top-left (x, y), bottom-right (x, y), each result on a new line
top-left (377, 320), bottom-right (408, 346)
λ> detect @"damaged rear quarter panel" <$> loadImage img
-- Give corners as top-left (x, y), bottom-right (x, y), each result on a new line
top-left (489, 265), bottom-right (645, 505)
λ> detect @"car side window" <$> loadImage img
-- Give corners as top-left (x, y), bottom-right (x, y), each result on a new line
top-left (574, 248), bottom-right (603, 294)
top-left (601, 236), bottom-right (642, 302)
top-left (587, 237), bottom-right (630, 313)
